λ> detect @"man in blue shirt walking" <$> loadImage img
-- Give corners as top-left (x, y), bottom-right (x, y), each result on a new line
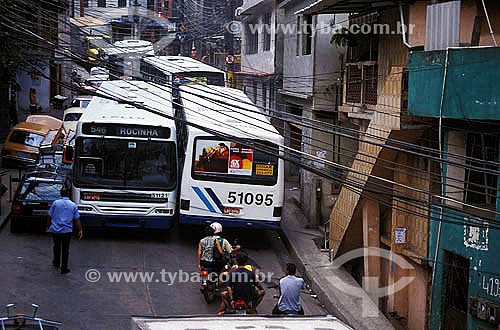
top-left (46, 187), bottom-right (82, 274)
top-left (272, 263), bottom-right (306, 315)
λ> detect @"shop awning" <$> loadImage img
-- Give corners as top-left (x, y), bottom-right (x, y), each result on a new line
top-left (70, 16), bottom-right (109, 27)
top-left (294, 0), bottom-right (400, 15)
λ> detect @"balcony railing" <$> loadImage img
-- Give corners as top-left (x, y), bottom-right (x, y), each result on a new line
top-left (344, 61), bottom-right (378, 106)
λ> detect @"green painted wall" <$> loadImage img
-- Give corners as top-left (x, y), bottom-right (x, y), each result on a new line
top-left (429, 131), bottom-right (500, 329)
top-left (408, 47), bottom-right (500, 120)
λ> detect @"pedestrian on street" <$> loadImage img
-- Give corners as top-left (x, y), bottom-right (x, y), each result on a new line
top-left (46, 187), bottom-right (82, 274)
top-left (272, 263), bottom-right (306, 315)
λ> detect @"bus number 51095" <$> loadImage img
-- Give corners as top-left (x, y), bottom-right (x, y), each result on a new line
top-left (228, 192), bottom-right (273, 206)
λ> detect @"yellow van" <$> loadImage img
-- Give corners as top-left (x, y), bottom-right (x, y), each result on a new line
top-left (1, 120), bottom-right (61, 167)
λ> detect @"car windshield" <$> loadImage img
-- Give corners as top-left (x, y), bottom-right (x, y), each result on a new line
top-left (75, 138), bottom-right (176, 190)
top-left (64, 113), bottom-right (83, 122)
top-left (19, 181), bottom-right (64, 201)
top-left (9, 131), bottom-right (44, 147)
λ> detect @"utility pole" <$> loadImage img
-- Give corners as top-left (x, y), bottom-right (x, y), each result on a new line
top-left (132, 0), bottom-right (141, 39)
top-left (80, 0), bottom-right (84, 17)
top-left (224, 0), bottom-right (234, 86)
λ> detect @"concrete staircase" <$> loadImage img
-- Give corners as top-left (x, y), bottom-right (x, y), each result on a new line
top-left (329, 66), bottom-right (404, 256)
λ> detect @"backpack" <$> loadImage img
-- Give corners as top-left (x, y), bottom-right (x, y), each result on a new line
top-left (212, 237), bottom-right (225, 263)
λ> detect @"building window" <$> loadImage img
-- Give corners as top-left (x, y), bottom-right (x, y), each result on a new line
top-left (269, 80), bottom-right (275, 111)
top-left (262, 83), bottom-right (267, 109)
top-left (246, 22), bottom-right (258, 54)
top-left (147, 0), bottom-right (154, 11)
top-left (296, 16), bottom-right (300, 56)
top-left (83, 0), bottom-right (89, 7)
top-left (118, 0), bottom-right (127, 7)
top-left (302, 14), bottom-right (312, 55)
top-left (263, 13), bottom-right (271, 51)
top-left (97, 0), bottom-right (106, 7)
top-left (464, 133), bottom-right (499, 206)
top-left (253, 80), bottom-right (258, 103)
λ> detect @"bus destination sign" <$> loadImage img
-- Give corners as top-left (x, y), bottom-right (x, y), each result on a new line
top-left (82, 123), bottom-right (170, 139)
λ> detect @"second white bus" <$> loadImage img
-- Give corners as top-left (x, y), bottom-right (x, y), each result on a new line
top-left (176, 84), bottom-right (284, 230)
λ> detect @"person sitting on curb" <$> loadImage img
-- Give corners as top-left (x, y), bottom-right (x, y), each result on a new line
top-left (272, 263), bottom-right (306, 315)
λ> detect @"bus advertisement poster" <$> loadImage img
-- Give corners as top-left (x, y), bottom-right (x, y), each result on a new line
top-left (194, 139), bottom-right (253, 176)
top-left (228, 144), bottom-right (253, 176)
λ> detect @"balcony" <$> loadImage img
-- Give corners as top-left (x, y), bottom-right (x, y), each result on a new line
top-left (339, 62), bottom-right (378, 120)
top-left (240, 0), bottom-right (273, 15)
top-left (408, 47), bottom-right (500, 120)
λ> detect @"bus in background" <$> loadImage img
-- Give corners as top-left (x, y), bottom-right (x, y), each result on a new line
top-left (141, 56), bottom-right (227, 90)
top-left (176, 84), bottom-right (284, 230)
top-left (106, 40), bottom-right (155, 79)
top-left (70, 80), bottom-right (178, 229)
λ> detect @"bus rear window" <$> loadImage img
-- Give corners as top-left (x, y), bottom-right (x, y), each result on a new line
top-left (192, 138), bottom-right (278, 185)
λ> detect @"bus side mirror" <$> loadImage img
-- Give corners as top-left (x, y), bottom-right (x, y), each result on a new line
top-left (63, 146), bottom-right (74, 164)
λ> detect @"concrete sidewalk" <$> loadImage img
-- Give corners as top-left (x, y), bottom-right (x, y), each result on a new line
top-left (280, 185), bottom-right (395, 330)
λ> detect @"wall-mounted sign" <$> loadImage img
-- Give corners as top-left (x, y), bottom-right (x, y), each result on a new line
top-left (395, 227), bottom-right (407, 244)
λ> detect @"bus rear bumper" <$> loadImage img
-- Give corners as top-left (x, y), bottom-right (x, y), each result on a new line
top-left (80, 214), bottom-right (175, 229)
top-left (179, 215), bottom-right (280, 230)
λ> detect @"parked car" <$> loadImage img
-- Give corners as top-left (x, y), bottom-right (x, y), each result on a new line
top-left (1, 122), bottom-right (54, 167)
top-left (10, 172), bottom-right (66, 233)
top-left (25, 115), bottom-right (63, 129)
top-left (62, 107), bottom-right (85, 133)
top-left (2, 116), bottom-right (63, 168)
top-left (69, 95), bottom-right (92, 108)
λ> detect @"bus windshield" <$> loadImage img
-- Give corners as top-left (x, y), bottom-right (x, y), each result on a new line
top-left (74, 138), bottom-right (176, 190)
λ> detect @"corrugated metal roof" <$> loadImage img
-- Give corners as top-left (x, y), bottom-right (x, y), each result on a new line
top-left (425, 1), bottom-right (460, 51)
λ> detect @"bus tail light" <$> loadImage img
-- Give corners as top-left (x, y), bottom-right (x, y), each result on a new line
top-left (273, 207), bottom-right (282, 217)
top-left (180, 199), bottom-right (190, 211)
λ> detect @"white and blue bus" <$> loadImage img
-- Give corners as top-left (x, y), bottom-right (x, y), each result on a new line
top-left (71, 80), bottom-right (178, 229)
top-left (176, 84), bottom-right (284, 230)
top-left (141, 56), bottom-right (226, 88)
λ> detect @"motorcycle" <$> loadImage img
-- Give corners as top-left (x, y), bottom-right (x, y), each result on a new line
top-left (0, 303), bottom-right (62, 329)
top-left (233, 300), bottom-right (249, 315)
top-left (200, 239), bottom-right (240, 304)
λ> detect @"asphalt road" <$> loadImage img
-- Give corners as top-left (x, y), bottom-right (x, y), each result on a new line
top-left (0, 221), bottom-right (326, 329)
